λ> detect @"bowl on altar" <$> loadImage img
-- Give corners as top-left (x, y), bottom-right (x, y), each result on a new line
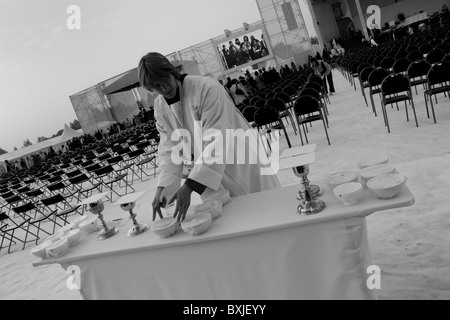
top-left (367, 173), bottom-right (406, 199)
top-left (79, 217), bottom-right (98, 233)
top-left (194, 200), bottom-right (223, 220)
top-left (150, 217), bottom-right (179, 239)
top-left (45, 232), bottom-right (63, 243)
top-left (326, 171), bottom-right (359, 191)
top-left (201, 189), bottom-right (231, 205)
top-left (333, 182), bottom-right (364, 205)
top-left (360, 164), bottom-right (395, 183)
top-left (46, 238), bottom-right (70, 258)
top-left (60, 229), bottom-right (82, 247)
top-left (31, 240), bottom-right (53, 259)
top-left (181, 212), bottom-right (213, 236)
top-left (71, 215), bottom-right (88, 229)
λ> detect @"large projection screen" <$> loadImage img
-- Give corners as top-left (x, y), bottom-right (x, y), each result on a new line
top-left (213, 24), bottom-right (274, 75)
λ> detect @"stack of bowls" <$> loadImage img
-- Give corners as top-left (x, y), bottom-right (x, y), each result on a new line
top-left (367, 173), bottom-right (406, 199)
top-left (31, 240), bottom-right (53, 259)
top-left (150, 217), bottom-right (179, 239)
top-left (60, 229), bottom-right (82, 247)
top-left (46, 238), bottom-right (70, 258)
top-left (79, 217), bottom-right (99, 234)
top-left (360, 164), bottom-right (396, 185)
top-left (326, 171), bottom-right (359, 191)
top-left (333, 182), bottom-right (364, 205)
top-left (194, 200), bottom-right (223, 220)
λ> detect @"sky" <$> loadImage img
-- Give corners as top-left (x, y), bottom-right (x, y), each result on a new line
top-left (0, 0), bottom-right (267, 153)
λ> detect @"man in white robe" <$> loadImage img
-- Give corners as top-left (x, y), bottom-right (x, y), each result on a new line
top-left (138, 52), bottom-right (282, 221)
top-left (153, 74), bottom-right (281, 220)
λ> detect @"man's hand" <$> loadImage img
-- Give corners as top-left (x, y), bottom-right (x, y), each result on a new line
top-left (152, 187), bottom-right (165, 221)
top-left (171, 184), bottom-right (193, 222)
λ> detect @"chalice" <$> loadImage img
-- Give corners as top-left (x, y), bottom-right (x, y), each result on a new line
top-left (89, 199), bottom-right (119, 240)
top-left (113, 191), bottom-right (149, 237)
top-left (119, 201), bottom-right (149, 237)
top-left (293, 165), bottom-right (325, 216)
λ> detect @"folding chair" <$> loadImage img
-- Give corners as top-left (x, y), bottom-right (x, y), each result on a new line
top-left (126, 149), bottom-right (157, 182)
top-left (92, 165), bottom-right (135, 202)
top-left (0, 217), bottom-right (38, 253)
top-left (12, 202), bottom-right (62, 241)
top-left (68, 173), bottom-right (103, 203)
top-left (40, 194), bottom-right (81, 226)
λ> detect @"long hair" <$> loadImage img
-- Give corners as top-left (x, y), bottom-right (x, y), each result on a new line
top-left (137, 52), bottom-right (181, 91)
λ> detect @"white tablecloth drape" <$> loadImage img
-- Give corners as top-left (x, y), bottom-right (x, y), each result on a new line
top-left (71, 216), bottom-right (375, 300)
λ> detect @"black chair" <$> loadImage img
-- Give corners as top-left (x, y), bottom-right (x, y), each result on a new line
top-left (392, 58), bottom-right (412, 75)
top-left (424, 62), bottom-right (450, 123)
top-left (367, 68), bottom-right (391, 117)
top-left (299, 88), bottom-right (329, 126)
top-left (426, 48), bottom-right (446, 65)
top-left (293, 95), bottom-right (330, 146)
top-left (443, 53), bottom-right (450, 63)
top-left (359, 66), bottom-right (376, 107)
top-left (254, 99), bottom-right (266, 108)
top-left (407, 59), bottom-right (432, 95)
top-left (419, 43), bottom-right (433, 55)
top-left (380, 73), bottom-right (418, 133)
top-left (380, 57), bottom-right (396, 71)
top-left (406, 50), bottom-right (424, 62)
top-left (266, 97), bottom-right (297, 135)
top-left (254, 106), bottom-right (292, 149)
top-left (373, 56), bottom-right (384, 68)
top-left (242, 106), bottom-right (258, 127)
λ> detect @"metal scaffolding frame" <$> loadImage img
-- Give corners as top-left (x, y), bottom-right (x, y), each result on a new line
top-left (256, 0), bottom-right (313, 66)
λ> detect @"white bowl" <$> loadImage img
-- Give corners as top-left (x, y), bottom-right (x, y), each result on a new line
top-left (326, 171), bottom-right (359, 191)
top-left (79, 217), bottom-right (98, 233)
top-left (201, 189), bottom-right (231, 205)
top-left (150, 217), bottom-right (179, 239)
top-left (71, 215), bottom-right (88, 229)
top-left (60, 229), bottom-right (82, 247)
top-left (31, 240), bottom-right (53, 259)
top-left (194, 200), bottom-right (223, 220)
top-left (358, 154), bottom-right (389, 168)
top-left (333, 182), bottom-right (364, 205)
top-left (44, 232), bottom-right (63, 243)
top-left (181, 212), bottom-right (212, 236)
top-left (46, 238), bottom-right (70, 257)
top-left (57, 224), bottom-right (75, 236)
top-left (367, 173), bottom-right (406, 199)
top-left (360, 164), bottom-right (395, 183)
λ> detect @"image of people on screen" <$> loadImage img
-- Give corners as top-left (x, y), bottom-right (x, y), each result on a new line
top-left (218, 30), bottom-right (270, 70)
